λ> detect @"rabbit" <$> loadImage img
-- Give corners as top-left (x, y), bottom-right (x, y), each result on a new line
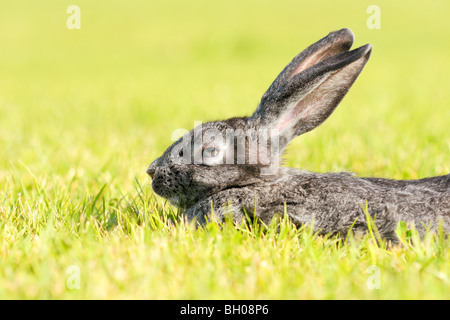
top-left (147, 28), bottom-right (450, 242)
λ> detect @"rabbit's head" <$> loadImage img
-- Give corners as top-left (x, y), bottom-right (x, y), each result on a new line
top-left (147, 117), bottom-right (269, 208)
top-left (147, 28), bottom-right (372, 209)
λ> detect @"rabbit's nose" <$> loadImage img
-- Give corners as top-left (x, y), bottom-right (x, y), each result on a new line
top-left (147, 169), bottom-right (155, 179)
top-left (147, 159), bottom-right (159, 179)
top-left (146, 166), bottom-right (155, 179)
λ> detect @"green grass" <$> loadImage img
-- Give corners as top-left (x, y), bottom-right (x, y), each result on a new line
top-left (0, 0), bottom-right (449, 299)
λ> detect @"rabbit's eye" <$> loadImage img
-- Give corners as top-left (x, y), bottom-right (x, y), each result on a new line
top-left (202, 146), bottom-right (219, 158)
top-left (179, 149), bottom-right (184, 157)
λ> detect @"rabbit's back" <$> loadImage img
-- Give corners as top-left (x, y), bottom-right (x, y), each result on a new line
top-left (275, 170), bottom-right (450, 240)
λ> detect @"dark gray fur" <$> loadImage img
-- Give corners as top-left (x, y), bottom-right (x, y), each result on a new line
top-left (147, 29), bottom-right (449, 242)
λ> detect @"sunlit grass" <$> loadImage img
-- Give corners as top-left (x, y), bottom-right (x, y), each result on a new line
top-left (1, 180), bottom-right (449, 299)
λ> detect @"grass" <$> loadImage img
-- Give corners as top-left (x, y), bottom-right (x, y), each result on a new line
top-left (0, 0), bottom-right (449, 299)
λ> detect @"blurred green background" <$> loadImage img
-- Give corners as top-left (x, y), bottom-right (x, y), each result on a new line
top-left (0, 0), bottom-right (449, 299)
top-left (1, 0), bottom-right (448, 189)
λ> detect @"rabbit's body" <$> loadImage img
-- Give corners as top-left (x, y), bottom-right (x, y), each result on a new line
top-left (147, 28), bottom-right (450, 240)
top-left (186, 169), bottom-right (450, 241)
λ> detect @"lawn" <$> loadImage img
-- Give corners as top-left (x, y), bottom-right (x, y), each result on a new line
top-left (0, 0), bottom-right (449, 299)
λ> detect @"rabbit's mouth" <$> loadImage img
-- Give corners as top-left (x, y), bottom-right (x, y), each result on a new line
top-left (151, 178), bottom-right (193, 209)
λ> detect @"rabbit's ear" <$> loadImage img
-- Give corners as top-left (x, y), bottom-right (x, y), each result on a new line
top-left (252, 30), bottom-right (371, 149)
top-left (261, 28), bottom-right (355, 100)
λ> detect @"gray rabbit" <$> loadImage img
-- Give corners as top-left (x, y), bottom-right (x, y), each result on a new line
top-left (147, 28), bottom-right (449, 242)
